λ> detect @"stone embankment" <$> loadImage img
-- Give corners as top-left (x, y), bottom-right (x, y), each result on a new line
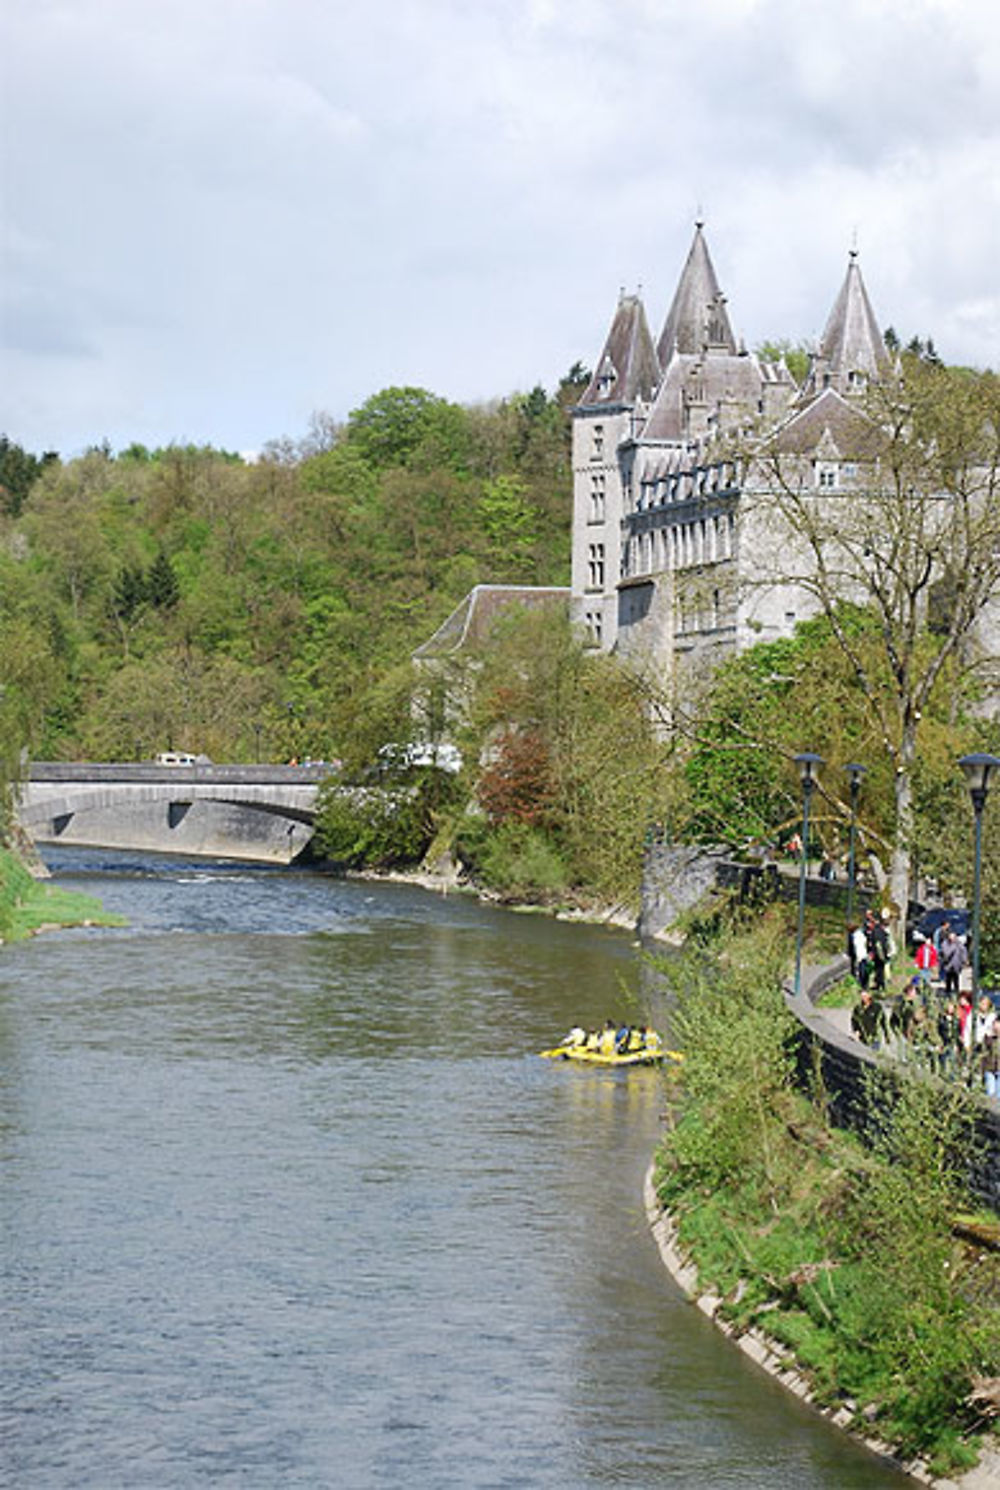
top-left (643, 1168), bottom-right (1000, 1489)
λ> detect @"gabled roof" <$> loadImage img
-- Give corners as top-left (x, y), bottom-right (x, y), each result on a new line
top-left (412, 585), bottom-right (570, 659)
top-left (800, 251), bottom-right (891, 401)
top-left (770, 386), bottom-right (882, 458)
top-left (578, 293), bottom-right (660, 408)
top-left (642, 348), bottom-right (763, 441)
top-left (656, 222), bottom-right (738, 364)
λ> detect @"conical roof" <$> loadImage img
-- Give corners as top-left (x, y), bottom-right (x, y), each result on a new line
top-left (656, 222), bottom-right (737, 364)
top-left (800, 251), bottom-right (891, 399)
top-left (578, 292), bottom-right (660, 407)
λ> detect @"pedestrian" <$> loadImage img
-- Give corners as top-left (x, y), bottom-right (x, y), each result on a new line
top-left (913, 934), bottom-right (938, 988)
top-left (880, 906), bottom-right (897, 968)
top-left (851, 988), bottom-right (886, 1048)
top-left (909, 1004), bottom-right (935, 1071)
top-left (937, 999), bottom-right (961, 1078)
top-left (939, 929), bottom-right (968, 998)
top-left (849, 922), bottom-right (870, 990)
top-left (865, 909), bottom-right (889, 993)
top-left (890, 978), bottom-right (921, 1051)
top-left (957, 991), bottom-right (975, 1069)
top-left (972, 993), bottom-right (997, 1052)
top-left (980, 1022), bottom-right (1000, 1100)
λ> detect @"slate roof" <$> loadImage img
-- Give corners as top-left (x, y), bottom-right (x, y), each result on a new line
top-left (642, 348), bottom-right (764, 441)
top-left (577, 293), bottom-right (660, 408)
top-left (412, 585), bottom-right (570, 659)
top-left (769, 387), bottom-right (883, 458)
top-left (656, 222), bottom-right (737, 364)
top-left (800, 251), bottom-right (891, 401)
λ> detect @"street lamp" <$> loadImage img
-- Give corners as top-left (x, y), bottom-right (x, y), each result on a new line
top-left (958, 752), bottom-right (1000, 997)
top-left (844, 762), bottom-right (866, 926)
top-left (794, 752), bottom-right (824, 997)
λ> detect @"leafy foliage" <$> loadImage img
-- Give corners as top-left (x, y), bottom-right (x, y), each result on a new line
top-left (656, 914), bottom-right (1000, 1471)
top-left (0, 381), bottom-right (574, 767)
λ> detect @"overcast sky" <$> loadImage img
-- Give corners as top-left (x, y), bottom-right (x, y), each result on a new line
top-left (2, 0), bottom-right (998, 458)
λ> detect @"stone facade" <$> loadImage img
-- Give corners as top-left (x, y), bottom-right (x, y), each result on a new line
top-left (571, 224), bottom-right (896, 683)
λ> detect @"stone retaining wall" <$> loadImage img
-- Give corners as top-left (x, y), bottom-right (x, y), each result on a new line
top-left (791, 960), bottom-right (1000, 1213)
top-left (640, 841), bottom-right (1000, 1211)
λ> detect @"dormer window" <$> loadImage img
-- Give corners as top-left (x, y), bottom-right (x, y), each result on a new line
top-left (596, 360), bottom-right (617, 400)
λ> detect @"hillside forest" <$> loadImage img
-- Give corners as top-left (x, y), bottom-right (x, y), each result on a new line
top-left (3, 359), bottom-right (1000, 940)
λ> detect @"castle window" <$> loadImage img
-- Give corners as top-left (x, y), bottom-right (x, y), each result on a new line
top-left (817, 463), bottom-right (838, 490)
top-left (585, 610), bottom-right (603, 646)
top-left (587, 543), bottom-right (605, 590)
top-left (589, 473), bottom-right (606, 523)
top-left (592, 425), bottom-right (604, 459)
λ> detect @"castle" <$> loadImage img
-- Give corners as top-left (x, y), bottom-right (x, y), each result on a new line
top-left (570, 221), bottom-right (893, 681)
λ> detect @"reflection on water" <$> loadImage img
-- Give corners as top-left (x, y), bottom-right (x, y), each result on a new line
top-left (0, 851), bottom-right (908, 1487)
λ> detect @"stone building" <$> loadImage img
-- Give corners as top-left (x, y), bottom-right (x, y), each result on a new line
top-left (570, 222), bottom-right (893, 683)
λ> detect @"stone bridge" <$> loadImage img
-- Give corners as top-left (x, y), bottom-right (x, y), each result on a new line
top-left (16, 763), bottom-right (336, 864)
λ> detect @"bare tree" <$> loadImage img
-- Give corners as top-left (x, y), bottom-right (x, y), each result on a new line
top-left (745, 359), bottom-right (1000, 923)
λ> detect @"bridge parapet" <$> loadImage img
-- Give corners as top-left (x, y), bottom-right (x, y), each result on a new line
top-left (17, 762), bottom-right (338, 864)
top-left (28, 762), bottom-right (334, 785)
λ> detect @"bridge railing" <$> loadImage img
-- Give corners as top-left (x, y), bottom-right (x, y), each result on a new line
top-left (27, 762), bottom-right (336, 785)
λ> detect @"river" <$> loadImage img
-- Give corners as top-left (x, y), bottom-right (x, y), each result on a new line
top-left (0, 851), bottom-right (909, 1488)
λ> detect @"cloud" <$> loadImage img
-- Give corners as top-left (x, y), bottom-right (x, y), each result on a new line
top-left (1, 0), bottom-right (998, 454)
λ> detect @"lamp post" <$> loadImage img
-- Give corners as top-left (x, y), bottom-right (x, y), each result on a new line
top-left (844, 762), bottom-right (866, 926)
top-left (794, 752), bottom-right (824, 997)
top-left (958, 752), bottom-right (1000, 998)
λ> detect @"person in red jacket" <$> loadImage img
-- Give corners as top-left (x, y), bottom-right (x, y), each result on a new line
top-left (914, 934), bottom-right (938, 989)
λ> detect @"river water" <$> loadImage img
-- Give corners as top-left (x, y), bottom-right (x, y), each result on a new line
top-left (1, 852), bottom-right (908, 1488)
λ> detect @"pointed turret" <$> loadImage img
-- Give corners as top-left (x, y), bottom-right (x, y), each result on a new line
top-left (800, 251), bottom-right (891, 401)
top-left (578, 292), bottom-right (660, 407)
top-left (656, 222), bottom-right (738, 365)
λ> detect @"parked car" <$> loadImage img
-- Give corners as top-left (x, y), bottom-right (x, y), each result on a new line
top-left (154, 751), bottom-right (211, 766)
top-left (908, 905), bottom-right (971, 949)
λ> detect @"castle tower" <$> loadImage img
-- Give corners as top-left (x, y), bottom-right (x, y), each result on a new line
top-left (799, 250), bottom-right (891, 401)
top-left (656, 220), bottom-right (737, 363)
top-left (644, 222), bottom-right (768, 442)
top-left (571, 291), bottom-right (659, 650)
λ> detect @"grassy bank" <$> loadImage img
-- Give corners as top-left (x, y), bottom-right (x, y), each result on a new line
top-left (0, 845), bottom-right (125, 942)
top-left (653, 909), bottom-right (1000, 1478)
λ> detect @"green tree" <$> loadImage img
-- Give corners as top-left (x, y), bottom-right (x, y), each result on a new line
top-left (755, 338), bottom-right (811, 384)
top-left (344, 386), bottom-right (469, 471)
top-left (0, 436), bottom-right (59, 517)
top-left (146, 551), bottom-right (180, 610)
top-left (749, 358), bottom-right (1000, 924)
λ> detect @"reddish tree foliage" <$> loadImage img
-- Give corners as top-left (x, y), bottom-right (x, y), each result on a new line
top-left (477, 727), bottom-right (556, 826)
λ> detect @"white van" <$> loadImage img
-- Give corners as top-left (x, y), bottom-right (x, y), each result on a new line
top-left (155, 751), bottom-right (197, 766)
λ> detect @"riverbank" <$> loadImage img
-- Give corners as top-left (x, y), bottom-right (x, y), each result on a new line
top-left (643, 1169), bottom-right (1000, 1489)
top-left (0, 844), bottom-right (125, 943)
top-left (346, 861), bottom-right (641, 934)
top-left (649, 915), bottom-right (1000, 1485)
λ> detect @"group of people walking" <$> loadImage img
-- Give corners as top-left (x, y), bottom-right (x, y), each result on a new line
top-left (848, 910), bottom-right (999, 1098)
